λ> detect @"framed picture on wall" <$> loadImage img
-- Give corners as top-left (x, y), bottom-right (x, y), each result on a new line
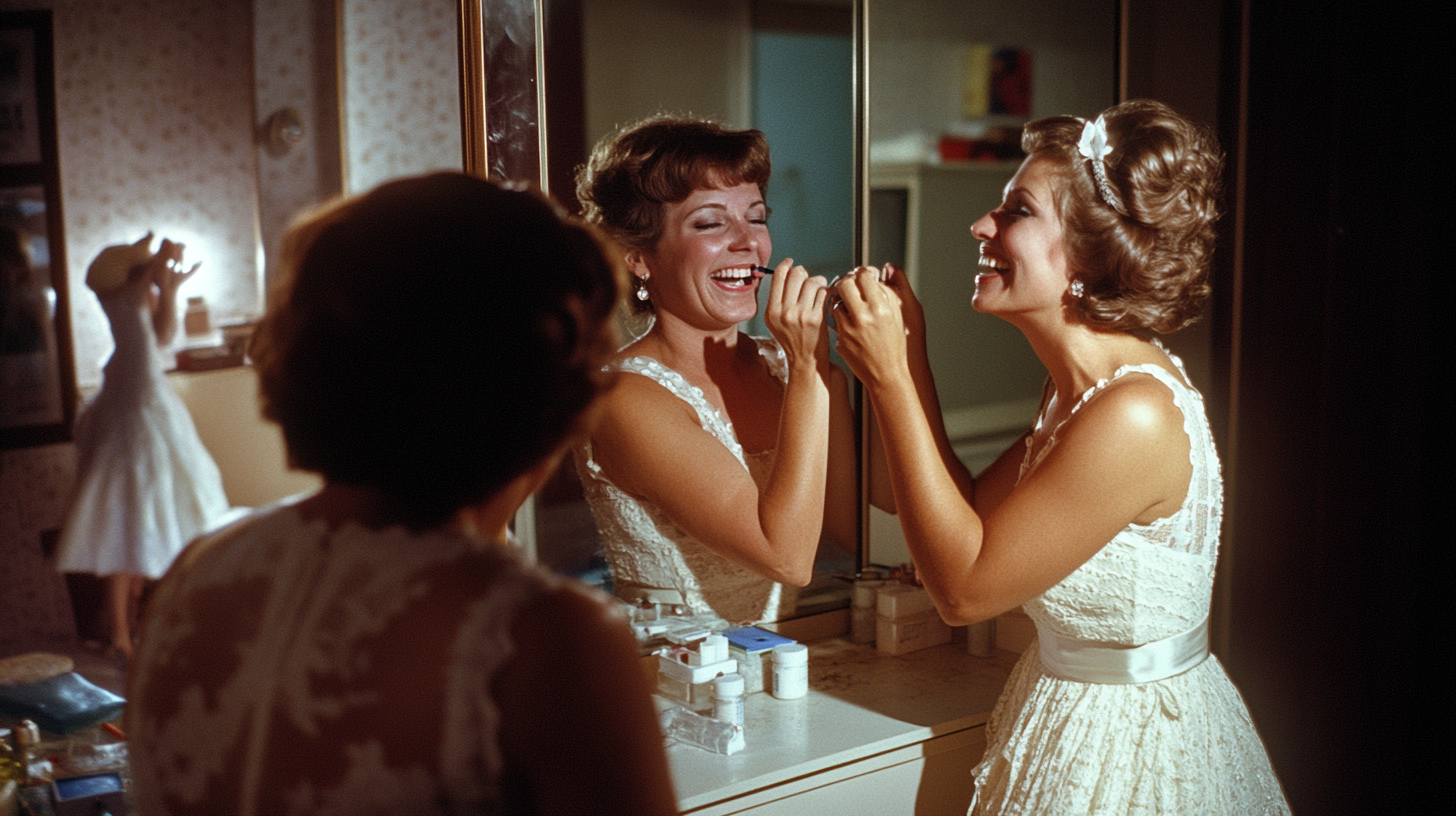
top-left (0, 10), bottom-right (74, 449)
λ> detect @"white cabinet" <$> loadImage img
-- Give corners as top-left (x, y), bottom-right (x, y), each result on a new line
top-left (670, 640), bottom-right (1015, 815)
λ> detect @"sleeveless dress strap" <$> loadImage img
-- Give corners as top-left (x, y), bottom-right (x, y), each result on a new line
top-left (603, 336), bottom-right (788, 469)
top-left (605, 356), bottom-right (746, 465)
top-left (1021, 344), bottom-right (1199, 480)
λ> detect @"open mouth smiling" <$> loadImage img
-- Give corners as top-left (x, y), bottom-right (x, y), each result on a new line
top-left (710, 265), bottom-right (762, 289)
top-left (977, 253), bottom-right (1010, 278)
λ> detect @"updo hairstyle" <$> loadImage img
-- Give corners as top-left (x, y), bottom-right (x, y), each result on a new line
top-left (576, 115), bottom-right (771, 313)
top-left (1021, 99), bottom-right (1223, 334)
top-left (252, 173), bottom-right (623, 528)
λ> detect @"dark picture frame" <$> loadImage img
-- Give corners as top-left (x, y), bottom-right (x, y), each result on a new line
top-left (0, 10), bottom-right (74, 449)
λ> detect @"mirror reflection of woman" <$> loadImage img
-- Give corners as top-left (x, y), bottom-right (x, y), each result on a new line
top-left (54, 234), bottom-right (230, 659)
top-left (574, 116), bottom-right (857, 626)
top-left (834, 101), bottom-right (1290, 813)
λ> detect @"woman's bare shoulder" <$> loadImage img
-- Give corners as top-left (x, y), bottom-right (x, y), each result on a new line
top-left (593, 366), bottom-right (704, 440)
top-left (1052, 372), bottom-right (1191, 484)
top-left (1087, 372), bottom-right (1184, 426)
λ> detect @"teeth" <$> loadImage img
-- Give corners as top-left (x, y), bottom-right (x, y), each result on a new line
top-left (978, 255), bottom-right (1008, 271)
top-left (711, 266), bottom-right (755, 281)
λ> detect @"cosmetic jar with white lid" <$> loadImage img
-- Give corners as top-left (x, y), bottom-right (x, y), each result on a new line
top-left (771, 643), bottom-right (808, 699)
top-left (712, 673), bottom-right (746, 727)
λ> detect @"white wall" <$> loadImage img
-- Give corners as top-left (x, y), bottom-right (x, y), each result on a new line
top-left (583, 0), bottom-right (751, 146)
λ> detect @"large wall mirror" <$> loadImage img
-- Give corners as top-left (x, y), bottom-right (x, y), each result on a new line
top-left (862, 0), bottom-right (1117, 568)
top-left (500, 0), bottom-right (860, 632)
top-left (489, 0), bottom-right (1141, 628)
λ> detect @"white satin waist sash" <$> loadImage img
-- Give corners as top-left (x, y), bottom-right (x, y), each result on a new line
top-left (1036, 617), bottom-right (1209, 684)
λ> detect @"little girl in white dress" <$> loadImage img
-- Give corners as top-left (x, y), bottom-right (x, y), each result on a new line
top-left (55, 234), bottom-right (230, 657)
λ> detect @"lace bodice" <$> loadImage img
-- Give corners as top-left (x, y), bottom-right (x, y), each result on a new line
top-left (970, 346), bottom-right (1289, 815)
top-left (575, 337), bottom-right (798, 625)
top-left (128, 505), bottom-right (564, 815)
top-left (1019, 349), bottom-right (1222, 645)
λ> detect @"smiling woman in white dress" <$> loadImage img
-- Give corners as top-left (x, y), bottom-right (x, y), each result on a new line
top-left (574, 117), bottom-right (858, 626)
top-left (833, 100), bottom-right (1290, 814)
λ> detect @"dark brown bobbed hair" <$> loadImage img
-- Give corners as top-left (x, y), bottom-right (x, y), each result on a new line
top-left (251, 173), bottom-right (623, 528)
top-left (1021, 99), bottom-right (1223, 334)
top-left (576, 115), bottom-right (770, 313)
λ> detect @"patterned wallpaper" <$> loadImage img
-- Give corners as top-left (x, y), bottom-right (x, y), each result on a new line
top-left (342, 0), bottom-right (462, 194)
top-left (0, 442), bottom-right (77, 646)
top-left (2, 0), bottom-right (466, 640)
top-left (52, 0), bottom-right (261, 389)
top-left (253, 0), bottom-right (340, 289)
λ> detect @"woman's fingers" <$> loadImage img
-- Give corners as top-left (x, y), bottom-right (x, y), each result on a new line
top-left (765, 260), bottom-right (833, 365)
top-left (831, 267), bottom-right (910, 383)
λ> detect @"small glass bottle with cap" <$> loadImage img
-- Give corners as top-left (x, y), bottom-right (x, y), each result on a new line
top-left (771, 643), bottom-right (809, 699)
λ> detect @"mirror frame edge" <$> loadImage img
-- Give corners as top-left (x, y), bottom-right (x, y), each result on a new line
top-left (853, 0), bottom-right (871, 572)
top-left (458, 0), bottom-right (487, 177)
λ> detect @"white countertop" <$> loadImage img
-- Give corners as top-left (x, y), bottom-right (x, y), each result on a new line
top-left (666, 638), bottom-right (1019, 812)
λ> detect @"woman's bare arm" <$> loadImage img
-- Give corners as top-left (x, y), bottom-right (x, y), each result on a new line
top-left (495, 585), bottom-right (677, 816)
top-left (591, 263), bottom-right (833, 586)
top-left (834, 273), bottom-right (1191, 625)
top-left (145, 239), bottom-right (197, 347)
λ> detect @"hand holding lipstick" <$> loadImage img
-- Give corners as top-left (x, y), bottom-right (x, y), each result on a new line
top-left (764, 257), bottom-right (833, 372)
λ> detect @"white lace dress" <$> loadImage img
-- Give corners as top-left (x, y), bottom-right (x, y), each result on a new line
top-left (127, 503), bottom-right (577, 815)
top-left (970, 351), bottom-right (1290, 815)
top-left (55, 282), bottom-right (230, 578)
top-left (575, 337), bottom-right (798, 625)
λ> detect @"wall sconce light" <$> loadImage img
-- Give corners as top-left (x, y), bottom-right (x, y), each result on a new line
top-left (260, 107), bottom-right (305, 156)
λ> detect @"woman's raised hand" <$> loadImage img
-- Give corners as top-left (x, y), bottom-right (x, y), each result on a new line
top-left (832, 263), bottom-right (917, 387)
top-left (147, 238), bottom-right (200, 295)
top-left (764, 257), bottom-right (832, 369)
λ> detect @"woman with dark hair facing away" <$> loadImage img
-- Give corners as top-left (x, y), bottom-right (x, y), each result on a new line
top-left (574, 115), bottom-right (858, 626)
top-left (126, 174), bottom-right (677, 816)
top-left (833, 101), bottom-right (1289, 813)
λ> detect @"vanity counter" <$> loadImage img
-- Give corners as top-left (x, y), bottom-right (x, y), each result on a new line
top-left (668, 638), bottom-right (1019, 815)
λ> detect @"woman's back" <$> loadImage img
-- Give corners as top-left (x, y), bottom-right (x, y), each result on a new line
top-left (129, 503), bottom-right (567, 815)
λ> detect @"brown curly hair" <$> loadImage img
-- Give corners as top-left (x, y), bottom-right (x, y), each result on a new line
top-left (251, 173), bottom-right (623, 528)
top-left (576, 115), bottom-right (771, 313)
top-left (1021, 99), bottom-right (1223, 334)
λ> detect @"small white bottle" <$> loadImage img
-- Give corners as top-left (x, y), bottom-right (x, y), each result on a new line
top-left (771, 643), bottom-right (808, 699)
top-left (712, 672), bottom-right (746, 728)
top-left (850, 578), bottom-right (883, 645)
top-left (184, 296), bottom-right (211, 336)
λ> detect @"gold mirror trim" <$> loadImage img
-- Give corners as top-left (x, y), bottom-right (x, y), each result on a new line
top-left (458, 0), bottom-right (487, 176)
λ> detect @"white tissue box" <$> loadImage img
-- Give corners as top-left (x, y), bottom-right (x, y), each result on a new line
top-left (876, 583), bottom-right (937, 620)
